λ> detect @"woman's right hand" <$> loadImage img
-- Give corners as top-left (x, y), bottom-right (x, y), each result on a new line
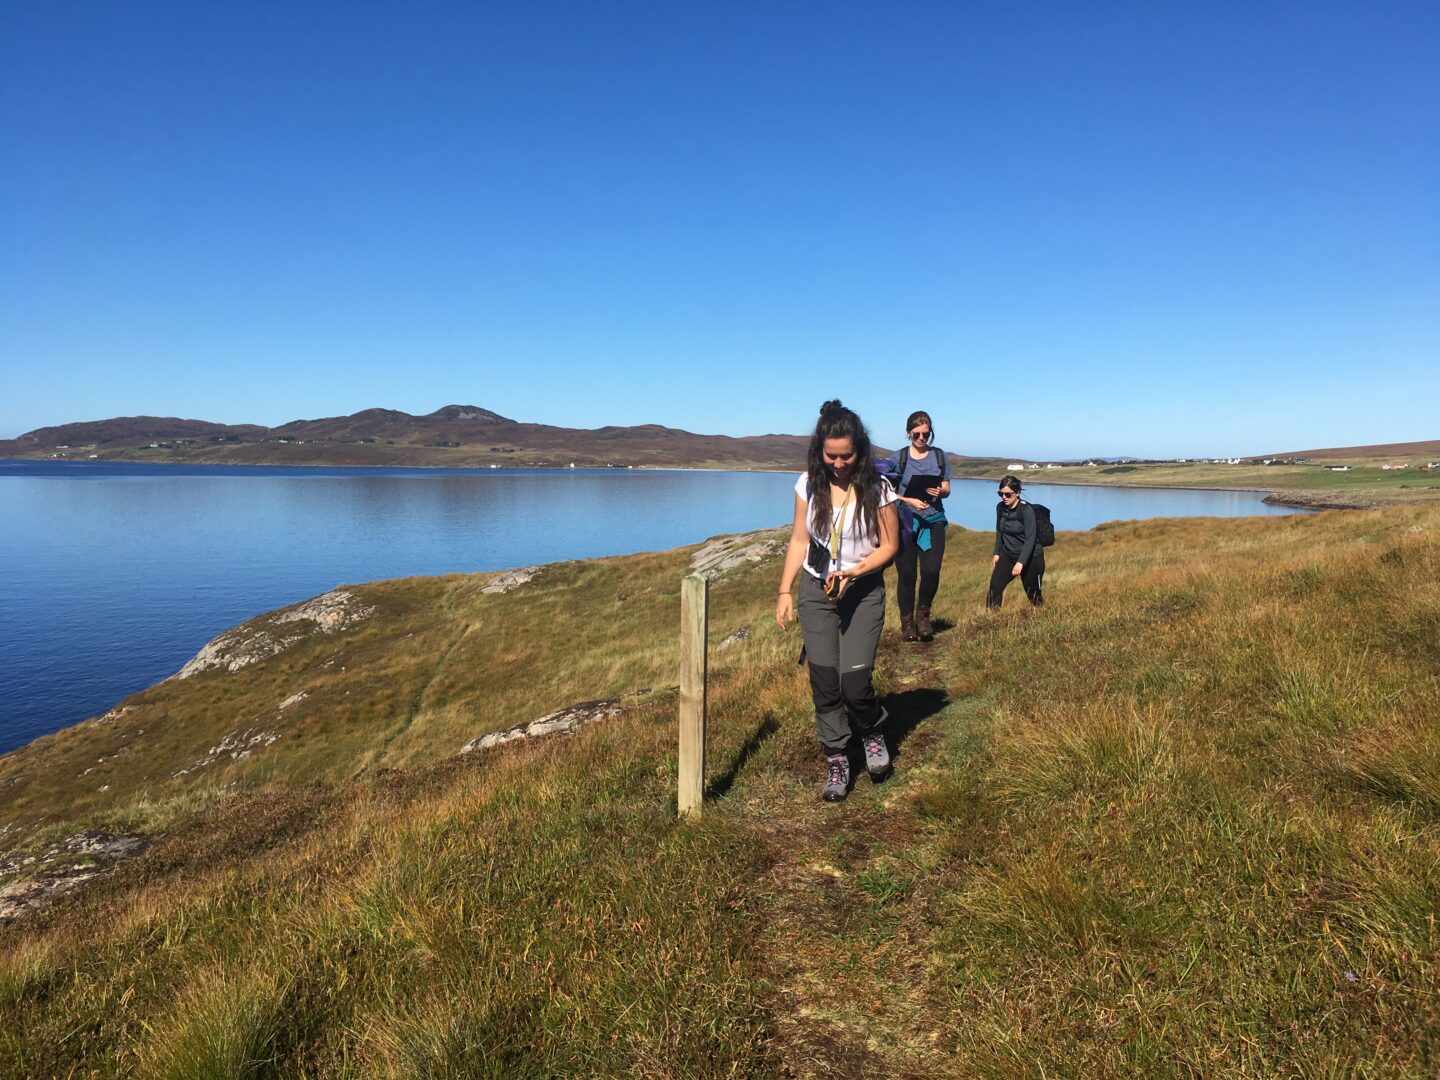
top-left (991, 554), bottom-right (1000, 567)
top-left (903, 496), bottom-right (928, 510)
top-left (776, 592), bottom-right (795, 629)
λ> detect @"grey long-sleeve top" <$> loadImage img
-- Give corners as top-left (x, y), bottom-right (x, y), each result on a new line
top-left (994, 500), bottom-right (1038, 565)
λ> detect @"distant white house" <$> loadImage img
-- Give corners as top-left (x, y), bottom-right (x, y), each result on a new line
top-left (1382, 463), bottom-right (1408, 470)
top-left (1324, 465), bottom-right (1350, 471)
top-left (1428, 461), bottom-right (1440, 470)
top-left (1006, 463), bottom-right (1025, 471)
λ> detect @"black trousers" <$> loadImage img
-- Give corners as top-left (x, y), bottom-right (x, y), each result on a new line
top-left (894, 525), bottom-right (946, 618)
top-left (987, 552), bottom-right (1044, 608)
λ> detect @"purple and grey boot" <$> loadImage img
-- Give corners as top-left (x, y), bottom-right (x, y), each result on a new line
top-left (862, 707), bottom-right (891, 781)
top-left (822, 753), bottom-right (850, 802)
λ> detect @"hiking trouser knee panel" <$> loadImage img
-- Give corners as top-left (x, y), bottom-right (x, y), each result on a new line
top-left (840, 667), bottom-right (880, 730)
top-left (807, 663), bottom-right (842, 713)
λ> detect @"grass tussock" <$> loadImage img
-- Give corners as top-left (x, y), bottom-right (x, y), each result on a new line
top-left (137, 967), bottom-right (292, 1080)
top-left (3, 505), bottom-right (1440, 1074)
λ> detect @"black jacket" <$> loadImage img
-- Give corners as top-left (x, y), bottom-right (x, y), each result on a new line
top-left (994, 500), bottom-right (1039, 565)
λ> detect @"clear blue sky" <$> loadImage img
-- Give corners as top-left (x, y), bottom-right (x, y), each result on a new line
top-left (2, 2), bottom-right (1436, 458)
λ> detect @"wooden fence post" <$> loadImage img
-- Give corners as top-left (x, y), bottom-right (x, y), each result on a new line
top-left (677, 573), bottom-right (708, 818)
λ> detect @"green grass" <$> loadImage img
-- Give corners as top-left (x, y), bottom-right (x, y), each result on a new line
top-left (4, 505), bottom-right (1440, 1075)
top-left (951, 458), bottom-right (1440, 507)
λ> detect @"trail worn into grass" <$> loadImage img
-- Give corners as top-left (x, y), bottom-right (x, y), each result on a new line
top-left (731, 629), bottom-right (976, 1078)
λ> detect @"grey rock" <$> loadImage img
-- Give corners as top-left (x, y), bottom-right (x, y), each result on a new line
top-left (459, 689), bottom-right (667, 755)
top-left (172, 727), bottom-right (281, 778)
top-left (690, 529), bottom-right (788, 581)
top-left (480, 566), bottom-right (542, 594)
top-left (0, 829), bottom-right (151, 923)
top-left (718, 627), bottom-right (751, 649)
top-left (174, 589), bottom-right (375, 680)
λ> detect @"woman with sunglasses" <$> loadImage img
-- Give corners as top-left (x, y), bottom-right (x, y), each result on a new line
top-left (776, 400), bottom-right (900, 802)
top-left (890, 410), bottom-right (951, 642)
top-left (989, 475), bottom-right (1044, 607)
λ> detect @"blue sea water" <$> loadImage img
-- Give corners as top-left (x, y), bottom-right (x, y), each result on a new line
top-left (0, 461), bottom-right (1300, 754)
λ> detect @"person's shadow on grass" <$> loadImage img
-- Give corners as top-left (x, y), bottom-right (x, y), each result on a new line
top-left (882, 686), bottom-right (948, 763)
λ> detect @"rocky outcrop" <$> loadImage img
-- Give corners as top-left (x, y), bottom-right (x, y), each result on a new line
top-left (172, 727), bottom-right (282, 778)
top-left (174, 589), bottom-right (375, 679)
top-left (480, 566), bottom-right (542, 594)
top-left (718, 627), bottom-right (751, 649)
top-left (0, 830), bottom-right (150, 923)
top-left (690, 529), bottom-right (788, 581)
top-left (459, 689), bottom-right (667, 755)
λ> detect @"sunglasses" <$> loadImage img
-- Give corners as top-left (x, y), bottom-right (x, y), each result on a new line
top-left (909, 430), bottom-right (931, 441)
top-left (998, 489), bottom-right (1017, 497)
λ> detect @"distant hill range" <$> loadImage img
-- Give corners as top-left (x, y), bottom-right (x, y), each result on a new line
top-left (1257, 438), bottom-right (1440, 461)
top-left (0, 405), bottom-right (860, 470)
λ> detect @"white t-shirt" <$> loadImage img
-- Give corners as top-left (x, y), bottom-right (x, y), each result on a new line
top-left (794, 473), bottom-right (898, 579)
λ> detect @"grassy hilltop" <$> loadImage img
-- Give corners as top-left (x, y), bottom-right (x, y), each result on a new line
top-left (3, 505), bottom-right (1440, 1076)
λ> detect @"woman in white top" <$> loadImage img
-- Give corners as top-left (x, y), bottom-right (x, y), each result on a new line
top-left (776, 400), bottom-right (900, 801)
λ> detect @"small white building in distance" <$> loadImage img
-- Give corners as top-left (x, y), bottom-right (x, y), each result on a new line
top-left (1007, 463), bottom-right (1025, 470)
top-left (1324, 465), bottom-right (1351, 471)
top-left (1382, 463), bottom-right (1408, 470)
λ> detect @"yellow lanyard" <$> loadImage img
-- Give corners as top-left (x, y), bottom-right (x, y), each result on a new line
top-left (828, 485), bottom-right (854, 565)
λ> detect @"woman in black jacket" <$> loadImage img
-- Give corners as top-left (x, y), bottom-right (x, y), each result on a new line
top-left (988, 475), bottom-right (1044, 607)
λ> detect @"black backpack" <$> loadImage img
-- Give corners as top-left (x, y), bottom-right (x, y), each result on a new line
top-left (1027, 500), bottom-right (1056, 547)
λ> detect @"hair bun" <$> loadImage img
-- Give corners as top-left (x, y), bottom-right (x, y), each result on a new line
top-left (819, 399), bottom-right (844, 417)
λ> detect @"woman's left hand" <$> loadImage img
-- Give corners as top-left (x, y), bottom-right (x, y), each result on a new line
top-left (902, 496), bottom-right (927, 510)
top-left (925, 486), bottom-right (942, 498)
top-left (1011, 562), bottom-right (1024, 577)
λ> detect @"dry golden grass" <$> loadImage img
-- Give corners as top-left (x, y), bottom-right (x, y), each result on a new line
top-left (3, 504), bottom-right (1440, 1075)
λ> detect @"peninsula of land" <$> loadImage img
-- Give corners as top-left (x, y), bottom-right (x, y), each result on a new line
top-left (0, 404), bottom-right (828, 470)
top-left (5, 405), bottom-right (1437, 507)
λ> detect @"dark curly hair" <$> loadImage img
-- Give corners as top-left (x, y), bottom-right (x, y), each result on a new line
top-left (806, 400), bottom-right (883, 543)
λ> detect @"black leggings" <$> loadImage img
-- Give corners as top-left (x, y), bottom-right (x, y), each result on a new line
top-left (894, 526), bottom-right (946, 618)
top-left (987, 553), bottom-right (1044, 607)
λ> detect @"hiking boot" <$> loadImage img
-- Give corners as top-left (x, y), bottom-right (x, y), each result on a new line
top-left (915, 606), bottom-right (934, 642)
top-left (862, 709), bottom-right (892, 781)
top-left (899, 616), bottom-right (919, 642)
top-left (821, 753), bottom-right (850, 802)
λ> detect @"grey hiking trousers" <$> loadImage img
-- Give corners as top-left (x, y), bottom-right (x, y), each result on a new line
top-left (796, 571), bottom-right (886, 754)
